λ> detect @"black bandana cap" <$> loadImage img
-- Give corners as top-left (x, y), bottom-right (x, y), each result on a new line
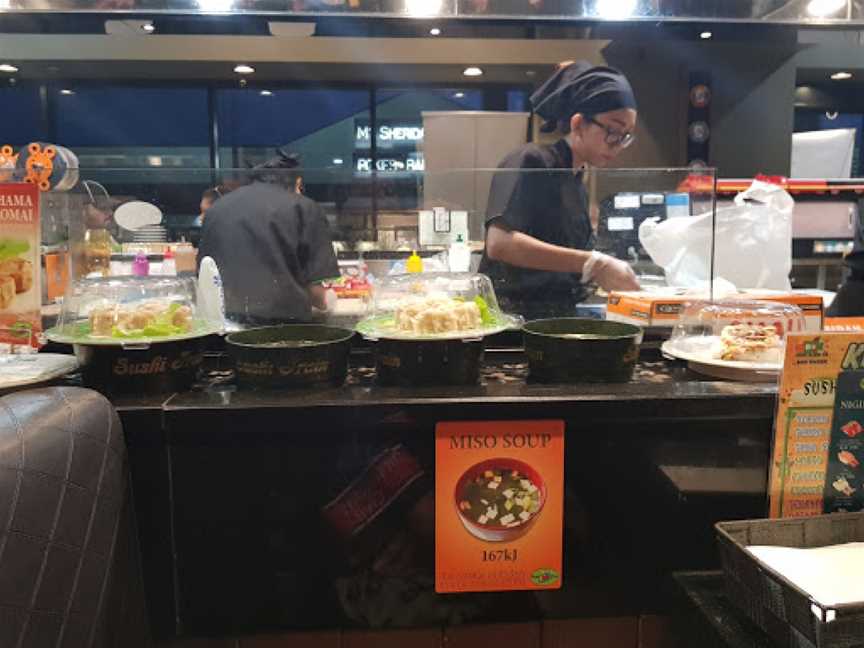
top-left (531, 61), bottom-right (637, 133)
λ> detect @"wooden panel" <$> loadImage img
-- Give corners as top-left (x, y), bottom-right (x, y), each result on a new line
top-left (343, 628), bottom-right (441, 648)
top-left (445, 622), bottom-right (541, 648)
top-left (542, 617), bottom-right (638, 648)
top-left (638, 615), bottom-right (680, 648)
top-left (154, 639), bottom-right (238, 648)
top-left (240, 632), bottom-right (341, 648)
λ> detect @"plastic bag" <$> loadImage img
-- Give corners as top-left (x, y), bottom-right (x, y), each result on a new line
top-left (639, 180), bottom-right (793, 290)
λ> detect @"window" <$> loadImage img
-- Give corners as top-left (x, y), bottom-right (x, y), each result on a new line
top-left (53, 86), bottom-right (210, 169)
top-left (0, 83), bottom-right (46, 149)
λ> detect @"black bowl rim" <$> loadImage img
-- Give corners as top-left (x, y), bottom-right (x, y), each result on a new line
top-left (226, 324), bottom-right (356, 349)
top-left (523, 317), bottom-right (643, 341)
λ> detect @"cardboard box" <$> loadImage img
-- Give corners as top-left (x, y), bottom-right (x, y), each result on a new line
top-left (607, 289), bottom-right (824, 332)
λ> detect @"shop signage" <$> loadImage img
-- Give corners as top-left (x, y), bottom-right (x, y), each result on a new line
top-left (769, 332), bottom-right (864, 517)
top-left (354, 120), bottom-right (424, 149)
top-left (0, 183), bottom-right (41, 347)
top-left (435, 420), bottom-right (564, 593)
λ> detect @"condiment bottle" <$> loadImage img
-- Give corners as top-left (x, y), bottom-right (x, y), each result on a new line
top-left (162, 248), bottom-right (176, 276)
top-left (406, 250), bottom-right (423, 274)
top-left (448, 234), bottom-right (471, 272)
top-left (132, 251), bottom-right (150, 276)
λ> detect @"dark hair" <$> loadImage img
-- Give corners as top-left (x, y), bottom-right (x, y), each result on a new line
top-left (251, 147), bottom-right (301, 189)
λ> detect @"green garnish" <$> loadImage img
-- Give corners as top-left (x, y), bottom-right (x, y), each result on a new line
top-left (474, 296), bottom-right (495, 326)
top-left (0, 238), bottom-right (29, 261)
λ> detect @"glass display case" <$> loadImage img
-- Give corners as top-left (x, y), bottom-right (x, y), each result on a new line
top-left (34, 163), bottom-right (717, 330)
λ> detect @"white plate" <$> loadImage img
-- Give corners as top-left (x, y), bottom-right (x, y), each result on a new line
top-left (114, 201), bottom-right (163, 231)
top-left (0, 354), bottom-right (78, 390)
top-left (661, 338), bottom-right (781, 383)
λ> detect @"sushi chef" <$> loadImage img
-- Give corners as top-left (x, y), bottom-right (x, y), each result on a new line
top-left (198, 149), bottom-right (338, 325)
top-left (479, 61), bottom-right (641, 318)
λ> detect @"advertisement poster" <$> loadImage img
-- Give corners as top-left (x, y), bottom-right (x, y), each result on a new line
top-left (435, 420), bottom-right (564, 593)
top-left (769, 332), bottom-right (864, 517)
top-left (0, 183), bottom-right (40, 347)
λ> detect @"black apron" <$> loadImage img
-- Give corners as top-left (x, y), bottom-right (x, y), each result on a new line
top-left (199, 181), bottom-right (339, 325)
top-left (478, 138), bottom-right (595, 320)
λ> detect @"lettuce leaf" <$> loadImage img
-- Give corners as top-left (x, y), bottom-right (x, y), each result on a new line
top-left (0, 238), bottom-right (29, 261)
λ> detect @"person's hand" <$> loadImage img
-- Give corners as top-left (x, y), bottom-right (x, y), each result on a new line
top-left (581, 250), bottom-right (640, 292)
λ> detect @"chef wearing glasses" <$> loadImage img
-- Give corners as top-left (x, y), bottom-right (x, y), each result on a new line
top-left (479, 61), bottom-right (641, 318)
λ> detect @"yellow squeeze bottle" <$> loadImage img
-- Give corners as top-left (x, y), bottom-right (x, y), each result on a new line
top-left (406, 250), bottom-right (423, 273)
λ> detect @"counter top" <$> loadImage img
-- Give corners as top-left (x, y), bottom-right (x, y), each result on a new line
top-left (104, 355), bottom-right (779, 424)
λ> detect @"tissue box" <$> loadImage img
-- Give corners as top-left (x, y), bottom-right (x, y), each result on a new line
top-left (607, 289), bottom-right (824, 331)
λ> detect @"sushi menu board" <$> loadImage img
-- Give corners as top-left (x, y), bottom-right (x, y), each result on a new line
top-left (769, 332), bottom-right (864, 517)
top-left (0, 183), bottom-right (41, 348)
top-left (435, 420), bottom-right (564, 593)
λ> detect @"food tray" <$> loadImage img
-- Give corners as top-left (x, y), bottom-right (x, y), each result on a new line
top-left (716, 512), bottom-right (864, 648)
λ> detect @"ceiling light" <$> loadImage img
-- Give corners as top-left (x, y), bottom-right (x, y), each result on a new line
top-left (526, 70), bottom-right (536, 77)
top-left (0, 64), bottom-right (18, 73)
top-left (700, 31), bottom-right (712, 39)
top-left (463, 67), bottom-right (483, 77)
top-left (60, 89), bottom-right (74, 95)
top-left (429, 27), bottom-right (441, 36)
top-left (405, 0), bottom-right (442, 17)
top-left (259, 90), bottom-right (273, 96)
top-left (197, 0), bottom-right (234, 11)
top-left (141, 22), bottom-right (155, 33)
top-left (806, 0), bottom-right (847, 17)
top-left (234, 64), bottom-right (255, 75)
top-left (831, 71), bottom-right (853, 80)
top-left (453, 92), bottom-right (465, 98)
top-left (595, 0), bottom-right (637, 19)
top-left (332, 158), bottom-right (344, 165)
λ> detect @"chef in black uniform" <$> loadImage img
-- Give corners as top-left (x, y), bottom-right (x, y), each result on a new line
top-left (479, 61), bottom-right (641, 318)
top-left (199, 149), bottom-right (339, 325)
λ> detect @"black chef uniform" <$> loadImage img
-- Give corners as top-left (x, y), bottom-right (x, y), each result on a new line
top-left (199, 181), bottom-right (339, 325)
top-left (478, 139), bottom-right (594, 319)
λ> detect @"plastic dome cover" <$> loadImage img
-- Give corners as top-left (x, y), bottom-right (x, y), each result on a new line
top-left (47, 276), bottom-right (220, 345)
top-left (356, 272), bottom-right (522, 340)
top-left (666, 299), bottom-right (806, 366)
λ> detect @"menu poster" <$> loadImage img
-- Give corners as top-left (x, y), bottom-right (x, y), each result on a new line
top-left (435, 420), bottom-right (564, 593)
top-left (0, 183), bottom-right (40, 347)
top-left (769, 332), bottom-right (864, 517)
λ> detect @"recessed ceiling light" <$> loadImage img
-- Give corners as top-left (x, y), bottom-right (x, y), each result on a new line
top-left (60, 89), bottom-right (74, 95)
top-left (463, 67), bottom-right (483, 77)
top-left (700, 31), bottom-right (713, 39)
top-left (197, 0), bottom-right (234, 11)
top-left (332, 158), bottom-right (344, 165)
top-left (141, 22), bottom-right (155, 33)
top-left (429, 27), bottom-right (441, 36)
top-left (259, 90), bottom-right (273, 96)
top-left (0, 64), bottom-right (18, 73)
top-left (807, 0), bottom-right (846, 17)
top-left (234, 64), bottom-right (255, 75)
top-left (831, 71), bottom-right (853, 80)
top-left (405, 0), bottom-right (442, 17)
top-left (596, 0), bottom-right (637, 19)
top-left (526, 70), bottom-right (536, 77)
top-left (453, 92), bottom-right (465, 98)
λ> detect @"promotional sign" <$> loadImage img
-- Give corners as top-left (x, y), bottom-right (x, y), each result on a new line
top-left (435, 420), bottom-right (564, 593)
top-left (0, 183), bottom-right (41, 347)
top-left (769, 332), bottom-right (864, 517)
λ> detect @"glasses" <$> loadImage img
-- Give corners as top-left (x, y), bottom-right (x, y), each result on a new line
top-left (585, 116), bottom-right (636, 149)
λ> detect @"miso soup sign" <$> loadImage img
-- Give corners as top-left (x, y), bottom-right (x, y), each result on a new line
top-left (0, 183), bottom-right (40, 347)
top-left (435, 420), bottom-right (564, 593)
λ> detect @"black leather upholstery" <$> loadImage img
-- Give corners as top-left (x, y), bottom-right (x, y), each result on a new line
top-left (0, 387), bottom-right (142, 648)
